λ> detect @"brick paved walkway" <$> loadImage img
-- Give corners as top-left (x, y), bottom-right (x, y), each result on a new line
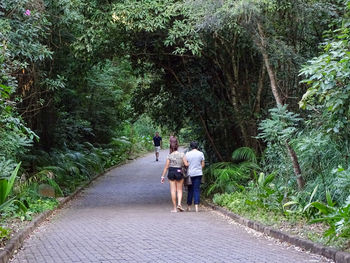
top-left (11, 150), bottom-right (331, 263)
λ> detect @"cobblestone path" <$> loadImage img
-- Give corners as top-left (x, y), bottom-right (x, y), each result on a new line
top-left (11, 150), bottom-right (331, 263)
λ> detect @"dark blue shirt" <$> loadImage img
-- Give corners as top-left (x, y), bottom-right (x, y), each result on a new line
top-left (153, 136), bottom-right (162, 146)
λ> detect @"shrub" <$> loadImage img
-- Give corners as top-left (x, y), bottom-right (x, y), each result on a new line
top-left (205, 147), bottom-right (259, 195)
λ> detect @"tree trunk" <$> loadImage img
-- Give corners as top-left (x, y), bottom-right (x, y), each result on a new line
top-left (257, 23), bottom-right (283, 106)
top-left (254, 66), bottom-right (265, 114)
top-left (199, 113), bottom-right (224, 162)
top-left (257, 22), bottom-right (305, 189)
top-left (215, 35), bottom-right (251, 147)
top-left (286, 142), bottom-right (305, 189)
top-left (225, 71), bottom-right (250, 146)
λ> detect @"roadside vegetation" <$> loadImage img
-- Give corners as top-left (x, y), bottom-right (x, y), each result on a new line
top-left (1, 0), bottom-right (349, 252)
top-left (0, 0), bottom-right (159, 246)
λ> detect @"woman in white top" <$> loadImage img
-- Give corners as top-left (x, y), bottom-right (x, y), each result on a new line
top-left (160, 144), bottom-right (185, 212)
top-left (183, 141), bottom-right (205, 212)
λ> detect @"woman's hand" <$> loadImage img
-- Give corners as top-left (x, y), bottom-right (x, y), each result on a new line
top-left (161, 159), bottom-right (170, 184)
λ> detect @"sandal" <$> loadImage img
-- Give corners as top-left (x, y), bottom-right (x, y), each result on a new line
top-left (177, 205), bottom-right (184, 212)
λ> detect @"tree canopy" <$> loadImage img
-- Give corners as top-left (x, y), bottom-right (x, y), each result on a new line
top-left (1, 0), bottom-right (350, 247)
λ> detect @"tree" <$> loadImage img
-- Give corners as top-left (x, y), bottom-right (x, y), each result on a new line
top-left (111, 0), bottom-right (337, 188)
top-left (300, 1), bottom-right (350, 136)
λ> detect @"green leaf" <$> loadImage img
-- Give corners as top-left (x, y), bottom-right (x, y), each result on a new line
top-left (326, 190), bottom-right (334, 207)
top-left (283, 201), bottom-right (299, 208)
top-left (0, 197), bottom-right (15, 211)
top-left (0, 162), bottom-right (21, 205)
top-left (232, 147), bottom-right (257, 163)
top-left (311, 201), bottom-right (335, 215)
top-left (309, 184), bottom-right (318, 204)
top-left (13, 200), bottom-right (28, 212)
top-left (0, 179), bottom-right (9, 204)
top-left (258, 172), bottom-right (265, 186)
top-left (264, 173), bottom-right (275, 186)
top-left (5, 162), bottom-right (21, 198)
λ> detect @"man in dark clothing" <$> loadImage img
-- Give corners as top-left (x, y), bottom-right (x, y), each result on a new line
top-left (153, 132), bottom-right (162, 161)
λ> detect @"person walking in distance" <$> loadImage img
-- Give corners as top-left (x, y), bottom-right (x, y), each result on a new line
top-left (153, 132), bottom-right (162, 161)
top-left (169, 132), bottom-right (179, 154)
top-left (183, 141), bottom-right (205, 212)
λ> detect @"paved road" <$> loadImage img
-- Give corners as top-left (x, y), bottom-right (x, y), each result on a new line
top-left (11, 150), bottom-right (331, 263)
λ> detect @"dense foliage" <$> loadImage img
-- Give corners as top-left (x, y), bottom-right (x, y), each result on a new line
top-left (0, 0), bottom-right (349, 251)
top-left (112, 0), bottom-right (349, 248)
top-left (0, 0), bottom-right (158, 243)
top-left (207, 0), bottom-right (350, 248)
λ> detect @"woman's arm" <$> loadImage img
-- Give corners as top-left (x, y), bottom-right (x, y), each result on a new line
top-left (201, 160), bottom-right (205, 168)
top-left (183, 156), bottom-right (189, 167)
top-left (160, 159), bottom-right (170, 183)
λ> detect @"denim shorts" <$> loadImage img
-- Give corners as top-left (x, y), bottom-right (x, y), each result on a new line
top-left (167, 167), bottom-right (184, 181)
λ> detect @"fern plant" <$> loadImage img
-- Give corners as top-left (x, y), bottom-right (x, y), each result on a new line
top-left (206, 147), bottom-right (260, 195)
top-left (258, 105), bottom-right (303, 144)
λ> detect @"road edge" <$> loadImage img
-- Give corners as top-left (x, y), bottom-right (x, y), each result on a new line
top-left (203, 199), bottom-right (350, 263)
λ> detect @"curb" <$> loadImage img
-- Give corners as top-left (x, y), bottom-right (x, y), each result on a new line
top-left (203, 200), bottom-right (350, 263)
top-left (0, 163), bottom-right (122, 263)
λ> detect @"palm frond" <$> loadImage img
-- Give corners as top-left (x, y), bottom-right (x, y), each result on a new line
top-left (39, 166), bottom-right (66, 176)
top-left (232, 147), bottom-right (257, 163)
top-left (238, 161), bottom-right (261, 172)
top-left (209, 162), bottom-right (237, 170)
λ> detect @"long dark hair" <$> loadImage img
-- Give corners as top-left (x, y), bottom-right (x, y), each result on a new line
top-left (170, 138), bottom-right (179, 153)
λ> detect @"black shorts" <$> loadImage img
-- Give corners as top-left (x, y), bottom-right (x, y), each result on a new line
top-left (167, 167), bottom-right (184, 181)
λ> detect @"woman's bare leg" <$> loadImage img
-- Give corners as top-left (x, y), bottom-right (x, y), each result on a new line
top-left (176, 179), bottom-right (184, 207)
top-left (169, 180), bottom-right (177, 212)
